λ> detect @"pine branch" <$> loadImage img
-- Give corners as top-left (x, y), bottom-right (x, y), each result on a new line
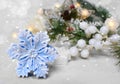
top-left (48, 18), bottom-right (89, 44)
top-left (48, 19), bottom-right (67, 40)
top-left (77, 0), bottom-right (111, 22)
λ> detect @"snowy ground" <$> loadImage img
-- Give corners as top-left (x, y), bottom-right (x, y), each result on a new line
top-left (0, 0), bottom-right (120, 84)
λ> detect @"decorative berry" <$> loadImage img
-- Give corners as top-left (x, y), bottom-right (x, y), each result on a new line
top-left (66, 27), bottom-right (74, 32)
top-left (61, 10), bottom-right (71, 20)
top-left (70, 4), bottom-right (75, 9)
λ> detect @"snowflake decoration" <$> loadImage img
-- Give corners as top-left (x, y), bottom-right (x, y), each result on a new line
top-left (8, 30), bottom-right (58, 78)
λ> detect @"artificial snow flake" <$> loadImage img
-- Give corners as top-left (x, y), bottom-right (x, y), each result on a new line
top-left (8, 29), bottom-right (58, 78)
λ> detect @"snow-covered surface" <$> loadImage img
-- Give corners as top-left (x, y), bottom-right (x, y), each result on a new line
top-left (0, 0), bottom-right (120, 84)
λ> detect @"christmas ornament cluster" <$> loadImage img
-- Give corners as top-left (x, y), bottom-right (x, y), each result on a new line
top-left (37, 0), bottom-right (120, 59)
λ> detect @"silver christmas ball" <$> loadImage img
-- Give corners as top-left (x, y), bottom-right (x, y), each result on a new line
top-left (69, 46), bottom-right (79, 57)
top-left (80, 49), bottom-right (89, 59)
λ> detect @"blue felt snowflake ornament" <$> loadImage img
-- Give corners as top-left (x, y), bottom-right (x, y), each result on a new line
top-left (8, 30), bottom-right (58, 78)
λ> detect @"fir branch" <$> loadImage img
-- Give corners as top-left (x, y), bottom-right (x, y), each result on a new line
top-left (77, 0), bottom-right (111, 22)
top-left (48, 18), bottom-right (89, 44)
top-left (48, 19), bottom-right (67, 40)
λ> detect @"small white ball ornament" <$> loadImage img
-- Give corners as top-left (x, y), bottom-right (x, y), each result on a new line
top-left (69, 46), bottom-right (79, 57)
top-left (109, 34), bottom-right (120, 43)
top-left (94, 34), bottom-right (103, 40)
top-left (89, 39), bottom-right (97, 46)
top-left (100, 26), bottom-right (109, 35)
top-left (80, 21), bottom-right (88, 30)
top-left (88, 25), bottom-right (97, 34)
top-left (80, 49), bottom-right (89, 59)
top-left (77, 39), bottom-right (86, 48)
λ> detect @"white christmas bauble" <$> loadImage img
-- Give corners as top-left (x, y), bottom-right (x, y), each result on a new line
top-left (94, 41), bottom-right (103, 50)
top-left (80, 21), bottom-right (88, 30)
top-left (94, 34), bottom-right (102, 40)
top-left (100, 26), bottom-right (109, 35)
top-left (109, 34), bottom-right (120, 43)
top-left (80, 49), bottom-right (89, 59)
top-left (77, 39), bottom-right (86, 48)
top-left (88, 25), bottom-right (97, 34)
top-left (69, 46), bottom-right (79, 57)
top-left (89, 39), bottom-right (96, 46)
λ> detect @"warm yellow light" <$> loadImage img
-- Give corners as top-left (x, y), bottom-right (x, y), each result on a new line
top-left (105, 18), bottom-right (119, 32)
top-left (27, 25), bottom-right (34, 31)
top-left (75, 2), bottom-right (80, 8)
top-left (27, 25), bottom-right (39, 34)
top-left (108, 21), bottom-right (115, 28)
top-left (12, 32), bottom-right (17, 39)
top-left (81, 9), bottom-right (90, 19)
top-left (54, 3), bottom-right (61, 8)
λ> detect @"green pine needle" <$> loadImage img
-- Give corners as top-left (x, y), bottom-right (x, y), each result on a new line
top-left (77, 0), bottom-right (111, 22)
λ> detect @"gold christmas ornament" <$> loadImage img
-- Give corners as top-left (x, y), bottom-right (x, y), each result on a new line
top-left (80, 9), bottom-right (90, 19)
top-left (105, 18), bottom-right (119, 32)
